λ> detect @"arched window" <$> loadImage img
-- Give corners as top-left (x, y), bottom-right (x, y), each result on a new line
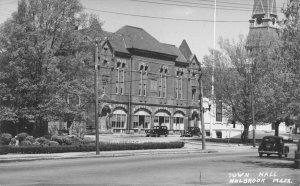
top-left (139, 63), bottom-right (148, 96)
top-left (159, 66), bottom-right (167, 98)
top-left (176, 69), bottom-right (183, 99)
top-left (115, 62), bottom-right (126, 94)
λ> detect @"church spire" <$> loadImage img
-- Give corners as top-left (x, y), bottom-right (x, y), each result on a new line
top-left (246, 0), bottom-right (279, 49)
top-left (250, 0), bottom-right (278, 28)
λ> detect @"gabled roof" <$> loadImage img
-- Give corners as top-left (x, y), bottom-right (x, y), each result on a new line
top-left (101, 25), bottom-right (198, 64)
top-left (161, 43), bottom-right (187, 63)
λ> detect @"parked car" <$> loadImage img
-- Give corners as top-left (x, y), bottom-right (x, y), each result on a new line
top-left (258, 136), bottom-right (289, 158)
top-left (145, 126), bottom-right (169, 137)
top-left (181, 127), bottom-right (201, 137)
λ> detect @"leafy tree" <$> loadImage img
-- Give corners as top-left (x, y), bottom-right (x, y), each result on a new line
top-left (278, 0), bottom-right (300, 133)
top-left (202, 35), bottom-right (286, 142)
top-left (0, 0), bottom-right (103, 136)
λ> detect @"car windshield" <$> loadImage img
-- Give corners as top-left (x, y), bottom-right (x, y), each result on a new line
top-left (263, 138), bottom-right (278, 143)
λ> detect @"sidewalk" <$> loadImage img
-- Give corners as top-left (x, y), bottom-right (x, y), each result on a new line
top-left (0, 141), bottom-right (256, 163)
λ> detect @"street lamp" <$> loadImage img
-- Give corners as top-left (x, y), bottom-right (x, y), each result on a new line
top-left (246, 58), bottom-right (256, 147)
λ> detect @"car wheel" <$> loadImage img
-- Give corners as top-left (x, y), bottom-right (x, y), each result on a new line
top-left (157, 134), bottom-right (160, 137)
top-left (267, 154), bottom-right (270, 157)
top-left (259, 153), bottom-right (262, 157)
top-left (165, 134), bottom-right (168, 137)
top-left (285, 154), bottom-right (288, 158)
top-left (278, 152), bottom-right (282, 158)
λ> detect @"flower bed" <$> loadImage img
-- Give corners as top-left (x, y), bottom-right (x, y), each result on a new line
top-left (8, 141), bottom-right (184, 154)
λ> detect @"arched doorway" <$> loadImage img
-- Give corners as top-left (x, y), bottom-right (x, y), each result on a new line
top-left (110, 109), bottom-right (127, 133)
top-left (133, 109), bottom-right (151, 130)
top-left (154, 110), bottom-right (171, 129)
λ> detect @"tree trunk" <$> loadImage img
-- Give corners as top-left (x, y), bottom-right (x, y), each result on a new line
top-left (274, 120), bottom-right (281, 136)
top-left (241, 124), bottom-right (249, 143)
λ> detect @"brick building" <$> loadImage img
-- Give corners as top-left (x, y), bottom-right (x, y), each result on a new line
top-left (87, 25), bottom-right (201, 133)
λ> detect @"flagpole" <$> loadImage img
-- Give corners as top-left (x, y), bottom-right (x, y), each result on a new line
top-left (210, 0), bottom-right (216, 138)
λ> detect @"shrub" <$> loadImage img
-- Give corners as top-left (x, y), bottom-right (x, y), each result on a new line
top-left (51, 135), bottom-right (63, 145)
top-left (69, 136), bottom-right (84, 145)
top-left (61, 136), bottom-right (72, 145)
top-left (9, 138), bottom-right (16, 146)
top-left (8, 141), bottom-right (185, 154)
top-left (0, 133), bottom-right (12, 145)
top-left (25, 136), bottom-right (35, 143)
top-left (20, 140), bottom-right (32, 146)
top-left (17, 132), bottom-right (29, 142)
top-left (36, 137), bottom-right (49, 145)
top-left (49, 141), bottom-right (59, 146)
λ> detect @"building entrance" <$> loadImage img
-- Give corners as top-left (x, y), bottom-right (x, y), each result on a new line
top-left (139, 115), bottom-right (145, 127)
top-left (159, 116), bottom-right (164, 126)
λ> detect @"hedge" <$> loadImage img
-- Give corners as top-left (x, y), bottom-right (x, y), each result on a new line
top-left (8, 141), bottom-right (185, 154)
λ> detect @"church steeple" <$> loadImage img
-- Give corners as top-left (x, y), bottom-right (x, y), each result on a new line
top-left (246, 0), bottom-right (279, 49)
top-left (250, 0), bottom-right (278, 28)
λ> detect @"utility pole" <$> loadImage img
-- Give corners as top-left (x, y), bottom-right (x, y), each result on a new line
top-left (94, 40), bottom-right (100, 155)
top-left (199, 71), bottom-right (206, 150)
top-left (251, 69), bottom-right (256, 147)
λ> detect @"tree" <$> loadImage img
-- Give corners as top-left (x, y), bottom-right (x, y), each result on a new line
top-left (278, 0), bottom-right (300, 133)
top-left (0, 0), bottom-right (103, 136)
top-left (202, 35), bottom-right (286, 142)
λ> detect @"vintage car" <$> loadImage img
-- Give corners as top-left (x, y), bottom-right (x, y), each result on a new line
top-left (258, 136), bottom-right (289, 158)
top-left (181, 127), bottom-right (201, 137)
top-left (145, 126), bottom-right (168, 137)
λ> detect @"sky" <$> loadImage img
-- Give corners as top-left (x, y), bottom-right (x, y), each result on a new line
top-left (0, 0), bottom-right (287, 59)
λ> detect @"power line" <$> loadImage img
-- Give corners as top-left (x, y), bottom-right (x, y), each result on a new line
top-left (127, 0), bottom-right (284, 12)
top-left (127, 0), bottom-right (254, 12)
top-left (84, 7), bottom-right (247, 22)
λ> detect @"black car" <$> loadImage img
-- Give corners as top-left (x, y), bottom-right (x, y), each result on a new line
top-left (181, 127), bottom-right (201, 137)
top-left (145, 126), bottom-right (169, 137)
top-left (258, 136), bottom-right (289, 158)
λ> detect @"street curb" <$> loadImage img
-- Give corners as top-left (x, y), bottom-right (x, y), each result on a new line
top-left (0, 149), bottom-right (219, 163)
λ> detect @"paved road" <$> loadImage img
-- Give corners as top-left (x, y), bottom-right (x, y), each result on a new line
top-left (0, 146), bottom-right (299, 186)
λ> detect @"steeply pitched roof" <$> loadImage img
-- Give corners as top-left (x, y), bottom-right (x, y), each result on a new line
top-left (102, 25), bottom-right (197, 64)
top-left (252, 0), bottom-right (277, 18)
top-left (115, 26), bottom-right (176, 56)
top-left (179, 40), bottom-right (193, 60)
top-left (161, 43), bottom-right (187, 63)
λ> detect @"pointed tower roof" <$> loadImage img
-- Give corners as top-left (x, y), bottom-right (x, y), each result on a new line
top-left (246, 0), bottom-right (279, 49)
top-left (252, 0), bottom-right (277, 19)
top-left (179, 40), bottom-right (193, 60)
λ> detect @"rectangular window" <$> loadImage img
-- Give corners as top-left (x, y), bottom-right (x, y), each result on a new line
top-left (164, 76), bottom-right (167, 98)
top-left (139, 72), bottom-right (143, 96)
top-left (192, 86), bottom-right (196, 100)
top-left (154, 116), bottom-right (159, 123)
top-left (216, 101), bottom-right (222, 122)
top-left (165, 117), bottom-right (169, 123)
top-left (175, 78), bottom-right (178, 99)
top-left (180, 77), bottom-right (183, 99)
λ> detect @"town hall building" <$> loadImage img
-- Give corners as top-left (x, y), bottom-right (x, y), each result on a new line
top-left (86, 25), bottom-right (202, 133)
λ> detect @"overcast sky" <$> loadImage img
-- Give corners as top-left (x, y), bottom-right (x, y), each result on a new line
top-left (0, 0), bottom-right (287, 59)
